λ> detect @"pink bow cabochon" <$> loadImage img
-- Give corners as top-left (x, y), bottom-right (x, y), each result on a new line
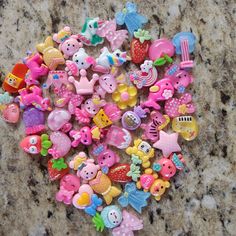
top-left (97, 19), bottom-right (128, 51)
top-left (112, 210), bottom-right (143, 236)
top-left (164, 93), bottom-right (195, 118)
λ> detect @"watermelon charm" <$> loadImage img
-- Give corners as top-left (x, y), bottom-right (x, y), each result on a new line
top-left (130, 29), bottom-right (152, 64)
top-left (107, 163), bottom-right (132, 183)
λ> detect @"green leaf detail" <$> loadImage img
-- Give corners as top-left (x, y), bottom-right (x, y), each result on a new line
top-left (41, 134), bottom-right (49, 142)
top-left (52, 158), bottom-right (67, 171)
top-left (40, 134), bottom-right (52, 156)
top-left (154, 58), bottom-right (166, 66)
top-left (134, 29), bottom-right (152, 43)
top-left (40, 148), bottom-right (48, 157)
top-left (42, 140), bottom-right (52, 149)
top-left (164, 54), bottom-right (173, 63)
top-left (131, 154), bottom-right (142, 165)
top-left (127, 163), bottom-right (141, 182)
top-left (92, 213), bottom-right (105, 232)
top-left (154, 54), bottom-right (173, 66)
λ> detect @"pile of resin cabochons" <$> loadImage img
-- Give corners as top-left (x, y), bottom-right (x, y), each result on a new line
top-left (0, 2), bottom-right (198, 235)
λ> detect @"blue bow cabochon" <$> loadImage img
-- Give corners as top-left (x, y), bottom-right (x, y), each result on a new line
top-left (115, 2), bottom-right (148, 36)
top-left (85, 194), bottom-right (103, 216)
top-left (118, 182), bottom-right (150, 213)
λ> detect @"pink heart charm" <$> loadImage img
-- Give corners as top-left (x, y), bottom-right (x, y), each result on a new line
top-left (140, 174), bottom-right (155, 190)
top-left (164, 93), bottom-right (195, 118)
top-left (2, 103), bottom-right (20, 123)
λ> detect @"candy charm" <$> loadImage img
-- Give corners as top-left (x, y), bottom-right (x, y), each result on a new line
top-left (130, 60), bottom-right (158, 89)
top-left (36, 36), bottom-right (65, 70)
top-left (172, 32), bottom-right (196, 69)
top-left (89, 171), bottom-right (121, 205)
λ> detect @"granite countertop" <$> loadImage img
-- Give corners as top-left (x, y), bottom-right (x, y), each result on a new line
top-left (0, 0), bottom-right (235, 235)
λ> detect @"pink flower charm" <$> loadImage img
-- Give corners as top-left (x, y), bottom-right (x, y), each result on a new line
top-left (164, 93), bottom-right (195, 118)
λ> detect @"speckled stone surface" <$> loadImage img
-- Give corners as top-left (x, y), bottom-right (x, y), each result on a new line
top-left (0, 0), bottom-right (236, 236)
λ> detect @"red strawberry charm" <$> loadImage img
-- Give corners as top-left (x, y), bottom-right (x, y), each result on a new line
top-left (47, 158), bottom-right (69, 181)
top-left (130, 29), bottom-right (152, 64)
top-left (108, 163), bottom-right (132, 183)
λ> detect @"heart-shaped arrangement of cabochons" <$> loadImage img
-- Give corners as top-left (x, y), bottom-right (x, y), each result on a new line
top-left (0, 2), bottom-right (199, 235)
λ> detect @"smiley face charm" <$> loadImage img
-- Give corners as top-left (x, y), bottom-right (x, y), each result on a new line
top-left (172, 116), bottom-right (198, 141)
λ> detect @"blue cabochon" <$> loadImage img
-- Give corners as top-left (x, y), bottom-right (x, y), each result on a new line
top-left (172, 32), bottom-right (196, 54)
